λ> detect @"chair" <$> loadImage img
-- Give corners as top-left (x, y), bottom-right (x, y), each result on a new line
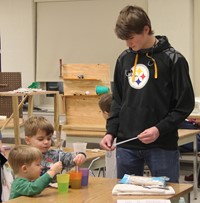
top-left (88, 156), bottom-right (106, 177)
top-left (86, 143), bottom-right (106, 177)
top-left (180, 152), bottom-right (200, 176)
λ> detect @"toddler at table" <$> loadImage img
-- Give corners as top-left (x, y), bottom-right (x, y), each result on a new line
top-left (24, 116), bottom-right (86, 182)
top-left (8, 145), bottom-right (62, 199)
top-left (98, 93), bottom-right (117, 178)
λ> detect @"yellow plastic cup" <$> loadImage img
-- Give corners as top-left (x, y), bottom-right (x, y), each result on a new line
top-left (57, 174), bottom-right (70, 193)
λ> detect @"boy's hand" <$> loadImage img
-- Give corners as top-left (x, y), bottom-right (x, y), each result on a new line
top-left (73, 154), bottom-right (86, 166)
top-left (48, 161), bottom-right (63, 178)
top-left (100, 134), bottom-right (115, 151)
top-left (138, 126), bottom-right (159, 144)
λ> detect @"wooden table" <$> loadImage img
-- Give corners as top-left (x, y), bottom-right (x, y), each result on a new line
top-left (4, 177), bottom-right (193, 203)
top-left (0, 91), bottom-right (60, 145)
top-left (178, 129), bottom-right (200, 200)
top-left (64, 129), bottom-right (200, 197)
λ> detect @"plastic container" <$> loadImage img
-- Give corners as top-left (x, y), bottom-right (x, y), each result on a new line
top-left (73, 142), bottom-right (87, 154)
top-left (79, 168), bottom-right (89, 186)
top-left (69, 171), bottom-right (82, 189)
top-left (178, 197), bottom-right (186, 203)
top-left (57, 174), bottom-right (70, 193)
top-left (96, 85), bottom-right (109, 95)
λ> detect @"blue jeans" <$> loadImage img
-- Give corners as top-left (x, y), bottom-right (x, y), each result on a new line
top-left (116, 147), bottom-right (180, 183)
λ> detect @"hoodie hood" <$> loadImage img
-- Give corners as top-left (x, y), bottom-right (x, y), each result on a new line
top-left (130, 35), bottom-right (171, 54)
top-left (131, 35), bottom-right (171, 82)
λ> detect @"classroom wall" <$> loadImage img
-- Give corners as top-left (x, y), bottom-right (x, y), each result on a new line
top-left (35, 0), bottom-right (147, 81)
top-left (148, 0), bottom-right (194, 81)
top-left (0, 0), bottom-right (35, 87)
top-left (194, 0), bottom-right (200, 96)
top-left (0, 0), bottom-right (200, 97)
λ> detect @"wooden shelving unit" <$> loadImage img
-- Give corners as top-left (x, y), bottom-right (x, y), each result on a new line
top-left (62, 78), bottom-right (101, 81)
top-left (61, 64), bottom-right (110, 138)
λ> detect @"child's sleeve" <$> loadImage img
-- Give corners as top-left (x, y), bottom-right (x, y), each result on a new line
top-left (59, 151), bottom-right (76, 170)
top-left (11, 173), bottom-right (51, 198)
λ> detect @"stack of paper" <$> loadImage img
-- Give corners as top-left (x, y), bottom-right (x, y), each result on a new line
top-left (117, 199), bottom-right (171, 203)
top-left (112, 184), bottom-right (175, 196)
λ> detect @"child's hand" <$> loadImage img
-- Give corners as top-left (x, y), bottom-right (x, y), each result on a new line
top-left (48, 161), bottom-right (63, 178)
top-left (51, 161), bottom-right (63, 173)
top-left (73, 154), bottom-right (86, 166)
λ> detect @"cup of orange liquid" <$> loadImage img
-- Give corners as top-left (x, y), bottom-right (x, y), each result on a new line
top-left (69, 170), bottom-right (82, 189)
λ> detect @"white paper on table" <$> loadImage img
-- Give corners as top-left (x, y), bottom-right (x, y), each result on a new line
top-left (112, 184), bottom-right (175, 195)
top-left (117, 199), bottom-right (171, 203)
top-left (49, 183), bottom-right (58, 188)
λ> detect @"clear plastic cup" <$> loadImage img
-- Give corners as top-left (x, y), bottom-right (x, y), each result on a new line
top-left (73, 142), bottom-right (87, 154)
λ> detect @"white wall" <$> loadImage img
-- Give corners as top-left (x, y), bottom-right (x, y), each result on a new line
top-left (194, 0), bottom-right (200, 96)
top-left (0, 0), bottom-right (35, 87)
top-left (148, 0), bottom-right (194, 82)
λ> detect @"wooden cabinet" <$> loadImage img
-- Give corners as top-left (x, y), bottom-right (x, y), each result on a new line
top-left (61, 64), bottom-right (110, 139)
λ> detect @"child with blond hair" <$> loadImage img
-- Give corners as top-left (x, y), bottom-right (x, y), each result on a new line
top-left (24, 116), bottom-right (86, 182)
top-left (8, 145), bottom-right (62, 199)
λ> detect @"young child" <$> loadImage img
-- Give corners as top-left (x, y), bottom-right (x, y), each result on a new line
top-left (8, 145), bottom-right (62, 199)
top-left (98, 93), bottom-right (117, 178)
top-left (98, 93), bottom-right (112, 120)
top-left (24, 116), bottom-right (86, 182)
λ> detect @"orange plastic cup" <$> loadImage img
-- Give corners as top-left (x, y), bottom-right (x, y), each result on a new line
top-left (69, 171), bottom-right (82, 189)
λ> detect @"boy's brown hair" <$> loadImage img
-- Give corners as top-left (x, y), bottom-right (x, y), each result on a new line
top-left (115, 5), bottom-right (154, 40)
top-left (24, 116), bottom-right (54, 137)
top-left (8, 145), bottom-right (42, 174)
top-left (98, 93), bottom-right (112, 113)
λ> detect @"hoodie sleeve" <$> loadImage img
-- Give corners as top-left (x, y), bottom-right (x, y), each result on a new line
top-left (106, 58), bottom-right (123, 138)
top-left (156, 53), bottom-right (195, 135)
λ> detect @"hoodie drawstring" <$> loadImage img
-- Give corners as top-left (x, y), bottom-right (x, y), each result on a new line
top-left (132, 53), bottom-right (139, 82)
top-left (132, 53), bottom-right (158, 82)
top-left (146, 53), bottom-right (158, 79)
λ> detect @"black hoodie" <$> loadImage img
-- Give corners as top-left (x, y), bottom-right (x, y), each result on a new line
top-left (106, 35), bottom-right (195, 150)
